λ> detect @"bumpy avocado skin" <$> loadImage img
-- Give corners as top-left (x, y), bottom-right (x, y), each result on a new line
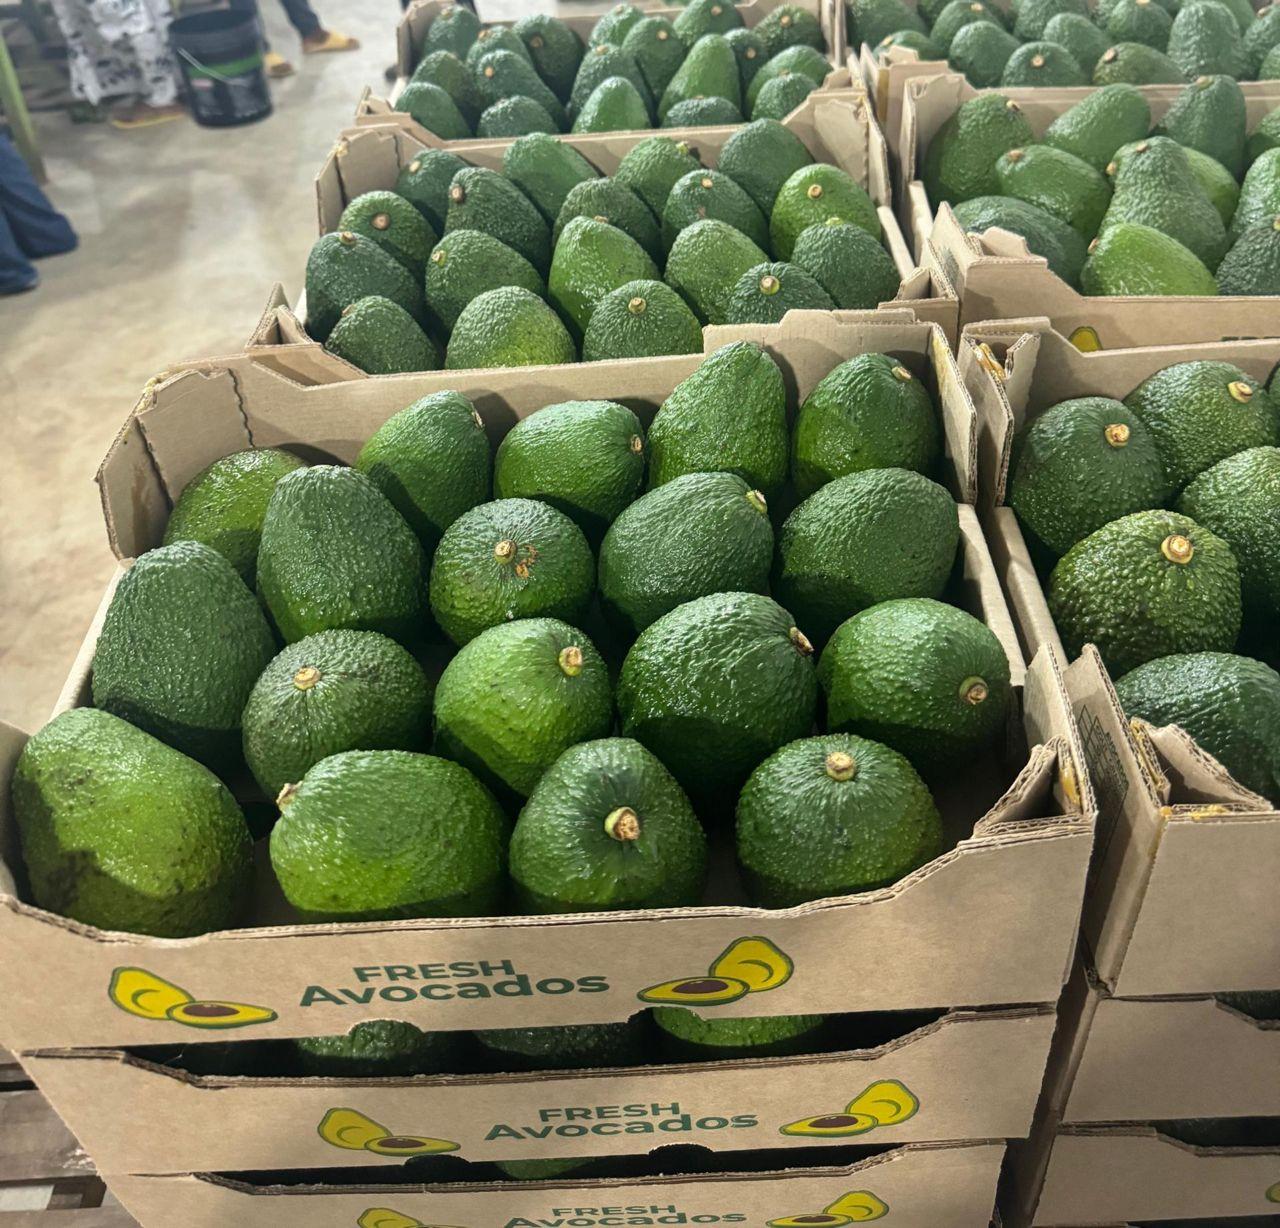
top-left (662, 168), bottom-right (769, 254)
top-left (92, 541), bottom-right (277, 770)
top-left (581, 279), bottom-right (704, 362)
top-left (769, 164), bottom-right (881, 259)
top-left (445, 286), bottom-right (577, 370)
top-left (292, 1019), bottom-right (465, 1077)
top-left (269, 750), bottom-right (509, 921)
top-left (14, 707), bottom-right (253, 937)
top-left (952, 195), bottom-right (1088, 287)
top-left (502, 133), bottom-right (599, 224)
top-left (790, 221), bottom-right (901, 311)
top-left (554, 179), bottom-right (662, 263)
top-left (424, 229), bottom-right (546, 333)
top-left (664, 219), bottom-right (770, 325)
top-left (613, 135), bottom-right (702, 217)
top-left (338, 190), bottom-right (437, 280)
top-left (1042, 84), bottom-right (1151, 173)
top-left (652, 1008), bottom-right (828, 1060)
top-left (723, 261), bottom-right (835, 324)
top-left (1080, 222), bottom-right (1218, 297)
top-left (475, 1018), bottom-right (649, 1071)
top-left (304, 230), bottom-right (426, 345)
top-left (1155, 75), bottom-right (1247, 180)
top-left (445, 166), bottom-right (552, 276)
top-left (325, 296), bottom-right (440, 376)
top-left (994, 145), bottom-right (1111, 239)
top-left (921, 94), bottom-right (1035, 206)
top-left (396, 150), bottom-right (469, 235)
top-left (716, 118), bottom-right (814, 214)
top-left (548, 216), bottom-right (660, 337)
top-left (513, 14), bottom-right (584, 103)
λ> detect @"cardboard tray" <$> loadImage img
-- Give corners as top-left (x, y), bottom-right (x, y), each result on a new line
top-left (0, 314), bottom-right (1093, 1054)
top-left (19, 1005), bottom-right (1055, 1176)
top-left (957, 317), bottom-right (1280, 998)
top-left (310, 93), bottom-right (961, 343)
top-left (901, 74), bottom-right (1280, 346)
top-left (103, 1140), bottom-right (1008, 1228)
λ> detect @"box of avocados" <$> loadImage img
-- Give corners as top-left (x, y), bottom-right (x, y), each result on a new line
top-left (901, 74), bottom-right (1280, 346)
top-left (100, 1140), bottom-right (1009, 1228)
top-left (957, 316), bottom-right (1280, 997)
top-left (305, 91), bottom-right (961, 354)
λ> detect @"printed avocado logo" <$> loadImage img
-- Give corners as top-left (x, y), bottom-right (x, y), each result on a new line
top-left (319, 1107), bottom-right (460, 1158)
top-left (638, 936), bottom-right (793, 1006)
top-left (1267, 1181), bottom-right (1280, 1202)
top-left (1069, 325), bottom-right (1102, 353)
top-left (768, 1189), bottom-right (889, 1225)
top-left (108, 967), bottom-right (276, 1029)
top-left (357, 1211), bottom-right (465, 1228)
top-left (781, 1080), bottom-right (919, 1139)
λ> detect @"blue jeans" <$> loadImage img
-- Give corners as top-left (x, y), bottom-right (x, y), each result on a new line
top-left (226, 0), bottom-right (322, 41)
top-left (0, 134), bottom-right (77, 293)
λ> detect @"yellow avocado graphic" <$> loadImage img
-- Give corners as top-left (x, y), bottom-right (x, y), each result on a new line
top-left (767, 1216), bottom-right (853, 1226)
top-left (356, 1211), bottom-right (466, 1228)
top-left (1268, 1181), bottom-right (1280, 1202)
top-left (825, 1191), bottom-right (889, 1221)
top-left (1069, 325), bottom-right (1102, 353)
top-left (319, 1108), bottom-right (460, 1158)
top-left (108, 967), bottom-right (277, 1029)
top-left (780, 1111), bottom-right (878, 1139)
top-left (782, 1081), bottom-right (919, 1138)
top-left (637, 935), bottom-right (793, 1005)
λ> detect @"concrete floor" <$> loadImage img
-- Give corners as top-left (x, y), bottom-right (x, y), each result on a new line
top-left (0, 2), bottom-right (414, 732)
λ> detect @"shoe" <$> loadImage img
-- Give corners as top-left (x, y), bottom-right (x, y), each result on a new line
top-left (1, 271), bottom-right (39, 295)
top-left (265, 51), bottom-right (296, 78)
top-left (109, 102), bottom-right (186, 129)
top-left (302, 30), bottom-right (361, 53)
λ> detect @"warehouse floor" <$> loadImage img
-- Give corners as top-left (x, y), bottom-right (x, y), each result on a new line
top-left (0, 0), bottom-right (526, 732)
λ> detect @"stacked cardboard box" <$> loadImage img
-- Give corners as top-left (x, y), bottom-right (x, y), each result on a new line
top-left (958, 319), bottom-right (1280, 1226)
top-left (1, 315), bottom-right (1096, 1226)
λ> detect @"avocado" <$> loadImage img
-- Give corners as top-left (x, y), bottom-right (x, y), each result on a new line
top-left (464, 27), bottom-right (535, 71)
top-left (716, 122), bottom-right (813, 222)
top-left (995, 145), bottom-right (1112, 239)
top-left (549, 215), bottom-right (660, 336)
top-left (659, 33), bottom-right (740, 121)
top-left (647, 340), bottom-right (789, 498)
top-left (510, 737), bottom-right (707, 911)
top-left (270, 749), bottom-right (507, 920)
top-left (1042, 83), bottom-right (1151, 173)
top-left (745, 44), bottom-right (831, 111)
top-left (752, 73), bottom-right (818, 121)
top-left (1114, 652), bottom-right (1280, 803)
top-left (92, 541), bottom-right (276, 769)
top-left (1092, 41), bottom-right (1187, 84)
top-left (581, 279), bottom-right (704, 361)
top-left (477, 96), bottom-right (558, 138)
top-left (599, 471), bottom-right (774, 635)
top-left (445, 286), bottom-right (577, 369)
top-left (495, 399), bottom-right (646, 539)
top-left (1167, 1), bottom-right (1249, 77)
top-left (792, 355), bottom-right (940, 498)
top-left (673, 0), bottom-right (744, 44)
top-left (775, 469), bottom-right (960, 647)
top-left (1182, 147), bottom-right (1240, 227)
top-left (257, 465), bottom-right (429, 646)
top-left (445, 166), bottom-right (551, 276)
top-left (1012, 0), bottom-right (1088, 39)
top-left (1214, 218), bottom-right (1280, 294)
top-left (292, 1020), bottom-right (463, 1077)
top-left (162, 448), bottom-right (305, 584)
top-left (1008, 397), bottom-right (1169, 558)
top-left (726, 27), bottom-right (769, 86)
top-left (790, 219), bottom-right (901, 310)
top-left (318, 1106), bottom-right (459, 1156)
top-left (1230, 149), bottom-right (1280, 242)
top-left (614, 134), bottom-right (702, 215)
top-left (304, 229), bottom-right (425, 343)
top-left (514, 13), bottom-right (584, 102)
top-left (395, 149), bottom-right (469, 236)
top-left (395, 82), bottom-right (472, 140)
top-left (930, 0), bottom-right (1002, 53)
top-left (434, 618), bottom-right (613, 798)
top-left (474, 49), bottom-right (567, 129)
top-left (819, 599), bottom-right (1011, 772)
top-left (1001, 41), bottom-right (1090, 85)
top-left (1245, 4), bottom-right (1280, 74)
top-left (878, 29), bottom-right (946, 59)
top-left (759, 4), bottom-right (826, 54)
top-left (325, 296), bottom-right (440, 375)
top-left (1178, 447), bottom-right (1280, 631)
top-left (429, 498), bottom-right (595, 646)
top-left (1048, 510), bottom-right (1242, 674)
top-left (618, 591), bottom-right (818, 806)
top-left (474, 1018), bottom-right (648, 1071)
top-left (573, 76), bottom-right (652, 132)
top-left (410, 50), bottom-right (483, 127)
top-left (736, 733), bottom-right (943, 905)
top-left (1042, 13), bottom-right (1111, 75)
top-left (554, 177), bottom-right (662, 262)
top-left (1180, 0), bottom-right (1257, 33)
top-left (1080, 221), bottom-right (1218, 295)
top-left (14, 708), bottom-right (253, 936)
top-left (847, 0), bottom-right (927, 46)
top-left (664, 97), bottom-right (745, 127)
top-left (1105, 0), bottom-right (1174, 49)
top-left (663, 168), bottom-right (770, 252)
top-left (591, 4), bottom-right (644, 48)
top-left (947, 21), bottom-right (1020, 87)
top-left (652, 1008), bottom-right (827, 1060)
top-left (1124, 361), bottom-right (1279, 492)
top-left (502, 133), bottom-right (600, 225)
top-left (723, 261), bottom-right (834, 323)
top-left (771, 164), bottom-right (881, 259)
top-left (423, 5), bottom-right (480, 59)
top-left (569, 43), bottom-right (652, 121)
top-left (424, 229), bottom-right (545, 334)
top-left (952, 196), bottom-right (1088, 286)
top-left (1155, 75), bottom-right (1246, 179)
top-left (922, 93), bottom-right (1035, 206)
top-left (623, 17), bottom-right (686, 98)
top-left (1247, 108), bottom-right (1280, 165)
top-left (241, 629), bottom-right (433, 799)
top-left (355, 390), bottom-right (492, 553)
top-left (665, 218), bottom-right (770, 323)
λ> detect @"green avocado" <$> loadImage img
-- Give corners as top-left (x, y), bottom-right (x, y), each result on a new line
top-left (338, 190), bottom-right (437, 280)
top-left (623, 17), bottom-right (685, 99)
top-left (395, 149), bottom-right (469, 235)
top-left (304, 230), bottom-right (425, 344)
top-left (395, 81), bottom-right (472, 140)
top-left (663, 96), bottom-right (744, 127)
top-left (13, 708), bottom-right (254, 937)
top-left (930, 0), bottom-right (1002, 54)
top-left (1080, 221), bottom-right (1218, 295)
top-left (659, 33), bottom-right (741, 121)
top-left (573, 75), bottom-right (652, 132)
top-left (1246, 108), bottom-right (1280, 165)
top-left (758, 4), bottom-right (825, 55)
top-left (716, 118), bottom-right (815, 214)
top-left (952, 195), bottom-right (1088, 286)
top-left (591, 4), bottom-right (645, 48)
top-left (241, 629), bottom-right (433, 799)
top-left (554, 177), bottom-right (662, 262)
top-left (1091, 41), bottom-right (1187, 84)
top-left (513, 14), bottom-right (584, 103)
top-left (1245, 4), bottom-right (1280, 74)
top-left (770, 163), bottom-right (880, 259)
top-left (445, 166), bottom-right (551, 275)
top-left (569, 43), bottom-right (652, 121)
top-left (1013, 0), bottom-right (1088, 39)
top-left (790, 219), bottom-right (901, 310)
top-left (549, 216), bottom-right (659, 337)
top-left (1212, 218), bottom-right (1280, 294)
top-left (269, 750), bottom-right (508, 921)
top-left (653, 1008), bottom-right (828, 1060)
top-left (510, 737), bottom-right (707, 911)
top-left (423, 5), bottom-right (480, 59)
top-left (735, 733), bottom-right (943, 905)
top-left (475, 1019), bottom-right (648, 1071)
top-left (723, 261), bottom-right (835, 323)
top-left (465, 29), bottom-right (535, 71)
top-left (445, 286), bottom-right (577, 369)
top-left (1182, 147), bottom-right (1240, 227)
top-left (1230, 149), bottom-right (1280, 243)
top-left (673, 0), bottom-right (745, 44)
top-left (92, 541), bottom-right (276, 770)
top-left (725, 27), bottom-right (770, 87)
top-left (477, 96), bottom-right (558, 138)
top-left (473, 49), bottom-right (567, 129)
top-left (1104, 0), bottom-right (1174, 51)
top-left (662, 167), bottom-right (770, 253)
top-left (922, 93), bottom-right (1035, 207)
top-left (325, 296), bottom-right (440, 375)
top-left (614, 135), bottom-right (702, 216)
top-left (292, 1020), bottom-right (464, 1077)
top-left (581, 279), bottom-right (704, 361)
top-left (424, 229), bottom-right (546, 333)
top-left (410, 50), bottom-right (483, 127)
top-left (1000, 41), bottom-right (1089, 86)
top-left (847, 0), bottom-right (927, 47)
top-left (1155, 75), bottom-right (1247, 179)
top-left (947, 21), bottom-right (1020, 87)
top-left (877, 29), bottom-right (946, 60)
top-left (751, 72), bottom-right (818, 121)
top-left (1166, 1), bottom-right (1249, 78)
top-left (502, 133), bottom-right (599, 224)
top-left (747, 44), bottom-right (830, 112)
top-left (995, 145), bottom-right (1112, 239)
top-left (1042, 13), bottom-right (1112, 76)
top-left (1042, 83), bottom-right (1151, 172)
top-left (665, 219), bottom-right (770, 324)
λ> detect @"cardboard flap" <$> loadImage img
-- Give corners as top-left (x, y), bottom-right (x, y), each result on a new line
top-left (1140, 720), bottom-right (1276, 810)
top-left (983, 508), bottom-right (1064, 665)
top-left (899, 74), bottom-right (967, 186)
top-left (0, 722), bottom-right (26, 900)
top-left (1023, 646), bottom-right (1090, 817)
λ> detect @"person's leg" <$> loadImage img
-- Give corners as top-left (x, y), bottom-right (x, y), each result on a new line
top-left (280, 0), bottom-right (361, 54)
top-left (0, 133), bottom-right (77, 260)
top-left (225, 0), bottom-right (296, 78)
top-left (0, 201), bottom-right (39, 294)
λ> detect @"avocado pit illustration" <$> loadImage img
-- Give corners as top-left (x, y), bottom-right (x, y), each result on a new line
top-left (319, 1108), bottom-right (459, 1158)
top-left (108, 967), bottom-right (277, 1029)
top-left (638, 976), bottom-right (751, 1005)
top-left (768, 1215), bottom-right (852, 1227)
top-left (769, 1191), bottom-right (889, 1225)
top-left (636, 936), bottom-right (794, 1004)
top-left (781, 1112), bottom-right (878, 1138)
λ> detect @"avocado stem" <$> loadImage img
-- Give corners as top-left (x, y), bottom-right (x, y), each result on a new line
top-left (605, 806), bottom-right (641, 841)
top-left (292, 665), bottom-right (322, 691)
top-left (746, 489), bottom-right (768, 514)
top-left (1228, 380), bottom-right (1254, 403)
top-left (276, 782), bottom-right (299, 809)
top-left (825, 751), bottom-right (857, 781)
top-left (1161, 534), bottom-right (1194, 565)
top-left (630, 434), bottom-right (644, 453)
top-left (494, 538), bottom-right (517, 563)
top-left (760, 274), bottom-right (781, 296)
top-left (892, 364), bottom-right (912, 382)
top-left (789, 626), bottom-right (814, 655)
top-left (371, 213), bottom-right (391, 232)
top-left (961, 676), bottom-right (989, 706)
top-left (559, 645), bottom-right (584, 677)
top-left (627, 296), bottom-right (648, 316)
top-left (1104, 423), bottom-right (1130, 447)
top-left (806, 183), bottom-right (823, 200)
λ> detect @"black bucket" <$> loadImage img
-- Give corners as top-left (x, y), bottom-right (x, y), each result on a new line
top-left (171, 9), bottom-right (272, 128)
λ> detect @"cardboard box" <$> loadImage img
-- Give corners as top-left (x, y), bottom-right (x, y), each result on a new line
top-left (0, 314), bottom-right (1093, 1056)
top-left (901, 74), bottom-right (1280, 346)
top-left (957, 317), bottom-right (1280, 998)
top-left (20, 1005), bottom-right (1055, 1175)
top-left (104, 1141), bottom-right (1008, 1228)
top-left (311, 94), bottom-right (961, 342)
